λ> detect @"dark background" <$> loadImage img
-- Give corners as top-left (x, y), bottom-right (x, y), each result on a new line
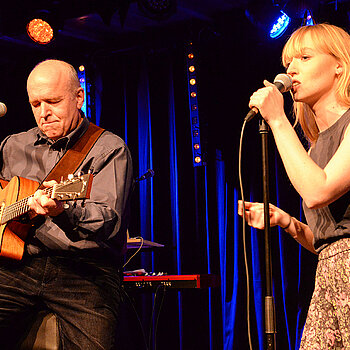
top-left (0, 1), bottom-right (349, 349)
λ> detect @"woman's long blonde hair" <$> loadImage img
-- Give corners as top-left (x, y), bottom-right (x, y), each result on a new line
top-left (282, 23), bottom-right (350, 145)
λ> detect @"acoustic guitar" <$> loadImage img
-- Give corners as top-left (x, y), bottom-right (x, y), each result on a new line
top-left (0, 174), bottom-right (93, 260)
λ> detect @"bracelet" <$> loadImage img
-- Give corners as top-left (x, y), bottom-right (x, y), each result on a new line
top-left (281, 215), bottom-right (292, 230)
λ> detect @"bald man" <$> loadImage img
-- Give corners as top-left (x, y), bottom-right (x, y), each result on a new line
top-left (0, 60), bottom-right (133, 349)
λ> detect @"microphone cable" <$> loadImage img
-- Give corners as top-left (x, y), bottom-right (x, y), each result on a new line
top-left (238, 118), bottom-right (253, 350)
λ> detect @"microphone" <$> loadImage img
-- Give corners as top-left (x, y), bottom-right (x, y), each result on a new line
top-left (135, 169), bottom-right (155, 182)
top-left (245, 73), bottom-right (292, 122)
top-left (0, 103), bottom-right (7, 117)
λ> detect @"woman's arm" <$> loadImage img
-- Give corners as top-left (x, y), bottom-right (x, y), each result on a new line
top-left (238, 200), bottom-right (317, 254)
top-left (249, 81), bottom-right (350, 209)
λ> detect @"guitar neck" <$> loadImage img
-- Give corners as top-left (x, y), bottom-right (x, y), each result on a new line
top-left (0, 174), bottom-right (92, 225)
top-left (0, 187), bottom-right (53, 225)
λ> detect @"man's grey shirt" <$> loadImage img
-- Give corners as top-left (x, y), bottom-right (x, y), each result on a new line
top-left (0, 117), bottom-right (133, 258)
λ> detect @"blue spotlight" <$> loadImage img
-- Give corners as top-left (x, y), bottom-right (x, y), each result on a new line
top-left (304, 9), bottom-right (315, 26)
top-left (270, 10), bottom-right (290, 39)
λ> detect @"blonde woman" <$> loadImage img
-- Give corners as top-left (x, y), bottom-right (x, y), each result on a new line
top-left (239, 23), bottom-right (350, 348)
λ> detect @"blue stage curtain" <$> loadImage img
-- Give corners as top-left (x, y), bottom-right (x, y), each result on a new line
top-left (96, 48), bottom-right (318, 350)
top-left (168, 61), bottom-right (184, 349)
top-left (137, 59), bottom-right (154, 272)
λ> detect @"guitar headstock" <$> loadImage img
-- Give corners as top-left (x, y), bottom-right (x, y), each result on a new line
top-left (52, 174), bottom-right (93, 201)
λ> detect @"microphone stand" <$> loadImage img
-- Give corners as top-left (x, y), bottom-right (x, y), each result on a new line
top-left (259, 118), bottom-right (276, 350)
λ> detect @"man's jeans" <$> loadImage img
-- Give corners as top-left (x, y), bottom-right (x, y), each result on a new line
top-left (0, 253), bottom-right (123, 349)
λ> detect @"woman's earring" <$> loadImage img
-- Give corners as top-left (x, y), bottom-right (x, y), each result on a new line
top-left (336, 67), bottom-right (343, 76)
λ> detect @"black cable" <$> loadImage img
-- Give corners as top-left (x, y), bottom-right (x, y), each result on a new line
top-left (121, 287), bottom-right (149, 350)
top-left (153, 286), bottom-right (166, 350)
top-left (148, 285), bottom-right (164, 350)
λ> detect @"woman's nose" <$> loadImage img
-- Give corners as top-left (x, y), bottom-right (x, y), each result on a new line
top-left (286, 59), bottom-right (297, 75)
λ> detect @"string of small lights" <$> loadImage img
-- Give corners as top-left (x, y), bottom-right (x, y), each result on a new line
top-left (77, 65), bottom-right (94, 121)
top-left (186, 42), bottom-right (204, 167)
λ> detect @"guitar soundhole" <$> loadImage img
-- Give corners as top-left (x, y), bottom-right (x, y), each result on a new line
top-left (18, 214), bottom-right (31, 224)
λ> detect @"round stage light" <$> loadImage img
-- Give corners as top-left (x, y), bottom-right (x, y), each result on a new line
top-left (27, 18), bottom-right (54, 44)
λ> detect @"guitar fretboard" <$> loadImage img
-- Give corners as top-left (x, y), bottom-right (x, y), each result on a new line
top-left (0, 187), bottom-right (53, 225)
top-left (0, 174), bottom-right (90, 225)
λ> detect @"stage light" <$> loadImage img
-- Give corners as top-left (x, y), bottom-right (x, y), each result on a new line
top-left (303, 9), bottom-right (315, 26)
top-left (246, 1), bottom-right (291, 40)
top-left (26, 18), bottom-right (54, 44)
top-left (186, 41), bottom-right (205, 167)
top-left (77, 64), bottom-right (95, 121)
top-left (137, 0), bottom-right (176, 20)
top-left (270, 10), bottom-right (290, 39)
top-left (26, 10), bottom-right (61, 44)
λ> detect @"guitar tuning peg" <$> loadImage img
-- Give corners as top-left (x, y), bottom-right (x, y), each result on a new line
top-left (77, 171), bottom-right (83, 177)
top-left (68, 174), bottom-right (74, 181)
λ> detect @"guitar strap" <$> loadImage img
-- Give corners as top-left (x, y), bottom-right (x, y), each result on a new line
top-left (39, 121), bottom-right (105, 188)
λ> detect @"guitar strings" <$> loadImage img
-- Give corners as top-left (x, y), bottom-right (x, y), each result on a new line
top-left (1, 183), bottom-right (62, 224)
top-left (1, 175), bottom-right (88, 223)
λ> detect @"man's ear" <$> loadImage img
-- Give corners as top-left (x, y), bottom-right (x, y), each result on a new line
top-left (76, 87), bottom-right (84, 109)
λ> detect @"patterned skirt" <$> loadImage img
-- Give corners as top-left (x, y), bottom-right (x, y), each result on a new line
top-left (300, 238), bottom-right (350, 350)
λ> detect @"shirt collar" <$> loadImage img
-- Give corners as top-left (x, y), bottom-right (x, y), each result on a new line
top-left (34, 115), bottom-right (90, 151)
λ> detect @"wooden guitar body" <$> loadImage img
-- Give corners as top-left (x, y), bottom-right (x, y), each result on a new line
top-left (0, 174), bottom-right (92, 261)
top-left (0, 177), bottom-right (39, 260)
